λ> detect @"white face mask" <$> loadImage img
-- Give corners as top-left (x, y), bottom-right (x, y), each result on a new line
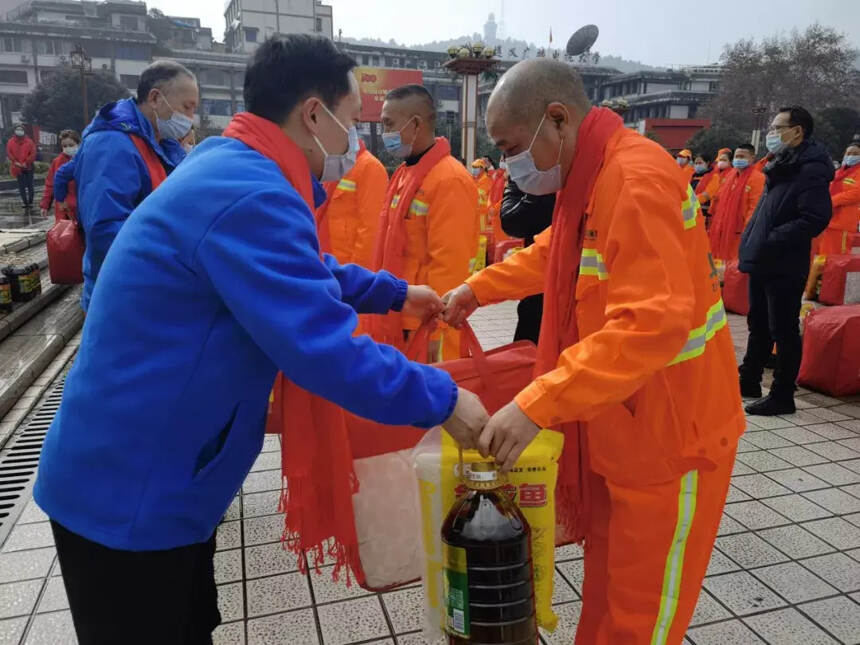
top-left (14, 129), bottom-right (24, 137)
top-left (312, 102), bottom-right (359, 182)
top-left (505, 113), bottom-right (564, 196)
top-left (717, 160), bottom-right (730, 170)
top-left (156, 91), bottom-right (193, 141)
top-left (62, 145), bottom-right (79, 157)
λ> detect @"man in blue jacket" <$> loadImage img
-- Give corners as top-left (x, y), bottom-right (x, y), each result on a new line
top-left (35, 35), bottom-right (488, 644)
top-left (71, 59), bottom-right (198, 310)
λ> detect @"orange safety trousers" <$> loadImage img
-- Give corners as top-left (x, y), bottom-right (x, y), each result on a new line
top-left (576, 448), bottom-right (736, 645)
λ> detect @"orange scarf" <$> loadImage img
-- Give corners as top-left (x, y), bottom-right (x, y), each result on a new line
top-left (708, 165), bottom-right (755, 260)
top-left (537, 107), bottom-right (623, 543)
top-left (224, 112), bottom-right (361, 581)
top-left (367, 137), bottom-right (451, 349)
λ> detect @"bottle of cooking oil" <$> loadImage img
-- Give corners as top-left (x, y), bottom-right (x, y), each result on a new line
top-left (441, 460), bottom-right (537, 644)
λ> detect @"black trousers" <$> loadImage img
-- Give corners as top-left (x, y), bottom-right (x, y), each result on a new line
top-left (17, 169), bottom-right (34, 206)
top-left (51, 521), bottom-right (221, 645)
top-left (514, 294), bottom-right (544, 344)
top-left (739, 272), bottom-right (807, 399)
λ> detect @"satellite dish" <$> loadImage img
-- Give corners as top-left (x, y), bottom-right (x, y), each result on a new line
top-left (566, 24), bottom-right (599, 57)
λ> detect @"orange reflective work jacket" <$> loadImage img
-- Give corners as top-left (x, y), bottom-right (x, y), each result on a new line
top-left (829, 163), bottom-right (860, 233)
top-left (316, 147), bottom-right (388, 267)
top-left (467, 128), bottom-right (745, 486)
top-left (475, 171), bottom-right (493, 230)
top-left (707, 166), bottom-right (765, 262)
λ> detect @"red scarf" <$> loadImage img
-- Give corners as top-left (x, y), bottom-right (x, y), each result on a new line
top-left (537, 107), bottom-right (623, 543)
top-left (694, 166), bottom-right (717, 196)
top-left (224, 112), bottom-right (361, 581)
top-left (708, 165), bottom-right (755, 260)
top-left (367, 137), bottom-right (452, 349)
top-left (315, 141), bottom-right (368, 253)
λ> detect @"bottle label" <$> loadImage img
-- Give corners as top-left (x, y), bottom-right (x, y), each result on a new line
top-left (443, 544), bottom-right (470, 637)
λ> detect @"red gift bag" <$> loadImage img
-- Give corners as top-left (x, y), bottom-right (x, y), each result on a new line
top-left (494, 238), bottom-right (524, 264)
top-left (722, 260), bottom-right (749, 315)
top-left (819, 255), bottom-right (860, 306)
top-left (46, 211), bottom-right (84, 285)
top-left (798, 305), bottom-right (860, 396)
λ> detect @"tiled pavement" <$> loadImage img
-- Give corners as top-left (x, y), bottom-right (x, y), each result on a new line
top-left (1, 301), bottom-right (859, 644)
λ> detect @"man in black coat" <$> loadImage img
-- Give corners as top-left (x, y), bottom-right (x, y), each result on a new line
top-left (500, 178), bottom-right (555, 343)
top-left (738, 106), bottom-right (833, 416)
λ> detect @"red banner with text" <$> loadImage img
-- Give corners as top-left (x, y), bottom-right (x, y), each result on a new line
top-left (354, 66), bottom-right (424, 123)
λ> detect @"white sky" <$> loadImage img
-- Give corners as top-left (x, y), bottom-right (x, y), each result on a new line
top-left (148, 0), bottom-right (860, 68)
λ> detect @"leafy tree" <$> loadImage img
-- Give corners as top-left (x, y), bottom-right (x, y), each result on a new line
top-left (704, 24), bottom-right (858, 134)
top-left (685, 124), bottom-right (749, 160)
top-left (814, 107), bottom-right (860, 159)
top-left (21, 68), bottom-right (130, 134)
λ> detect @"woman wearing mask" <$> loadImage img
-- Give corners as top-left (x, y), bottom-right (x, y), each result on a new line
top-left (690, 154), bottom-right (710, 192)
top-left (40, 130), bottom-right (80, 222)
top-left (819, 142), bottom-right (860, 256)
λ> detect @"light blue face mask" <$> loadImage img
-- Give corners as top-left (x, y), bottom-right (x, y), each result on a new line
top-left (313, 103), bottom-right (360, 182)
top-left (382, 116), bottom-right (417, 158)
top-left (506, 113), bottom-right (564, 196)
top-left (843, 154), bottom-right (860, 167)
top-left (156, 91), bottom-right (193, 141)
top-left (694, 163), bottom-right (707, 173)
top-left (732, 158), bottom-right (750, 170)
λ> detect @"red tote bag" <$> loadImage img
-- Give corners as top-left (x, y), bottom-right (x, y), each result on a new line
top-left (46, 211), bottom-right (84, 285)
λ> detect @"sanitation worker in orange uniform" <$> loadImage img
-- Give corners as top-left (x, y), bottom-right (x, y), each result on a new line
top-left (471, 157), bottom-right (494, 230)
top-left (696, 147), bottom-right (732, 214)
top-left (819, 141), bottom-right (860, 255)
top-left (371, 84), bottom-right (478, 361)
top-left (315, 140), bottom-right (388, 267)
top-left (443, 60), bottom-right (744, 645)
top-left (676, 148), bottom-right (695, 183)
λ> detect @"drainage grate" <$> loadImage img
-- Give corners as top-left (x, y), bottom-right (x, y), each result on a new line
top-left (0, 378), bottom-right (65, 546)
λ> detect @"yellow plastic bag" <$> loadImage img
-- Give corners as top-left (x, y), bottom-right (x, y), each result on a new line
top-left (412, 427), bottom-right (564, 641)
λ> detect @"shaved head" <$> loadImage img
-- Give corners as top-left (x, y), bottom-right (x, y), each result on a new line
top-left (384, 84), bottom-right (436, 125)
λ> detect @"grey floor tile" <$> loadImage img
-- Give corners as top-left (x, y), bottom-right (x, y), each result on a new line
top-left (212, 621), bottom-right (245, 645)
top-left (241, 491), bottom-right (281, 519)
top-left (806, 441), bottom-right (860, 462)
top-left (246, 571), bottom-right (312, 617)
top-left (757, 525), bottom-right (837, 559)
top-left (395, 633), bottom-right (440, 645)
top-left (224, 497), bottom-right (241, 522)
top-left (24, 610), bottom-right (78, 645)
top-left (766, 468), bottom-right (831, 493)
top-left (838, 418), bottom-right (860, 431)
top-left (800, 553), bottom-right (860, 593)
top-left (724, 501), bottom-right (791, 530)
top-left (803, 463), bottom-right (860, 486)
top-left (217, 583), bottom-right (244, 623)
top-left (742, 607), bottom-right (838, 645)
top-left (703, 571), bottom-right (787, 615)
top-left (0, 548), bottom-right (55, 584)
top-left (846, 513), bottom-right (860, 529)
top-left (539, 601), bottom-right (581, 645)
top-left (762, 494), bottom-right (833, 522)
top-left (556, 559), bottom-right (584, 596)
top-left (717, 514), bottom-right (748, 536)
top-left (1, 522), bottom-right (54, 552)
top-left (736, 438), bottom-right (759, 454)
top-left (554, 543), bottom-right (583, 561)
top-left (802, 517), bottom-right (860, 550)
top-left (715, 532), bottom-right (790, 568)
top-left (689, 589), bottom-right (731, 626)
top-left (842, 483), bottom-right (860, 499)
top-left (308, 566), bottom-right (371, 604)
top-left (259, 435), bottom-right (280, 454)
top-left (246, 608), bottom-right (318, 645)
top-left (805, 407), bottom-right (853, 423)
top-left (808, 423), bottom-right (859, 441)
top-left (843, 459), bottom-right (860, 475)
top-left (687, 619), bottom-right (766, 644)
top-left (242, 469), bottom-right (282, 494)
top-left (243, 514), bottom-right (285, 547)
top-left (16, 501), bottom-right (49, 525)
top-left (771, 445), bottom-right (831, 467)
top-left (250, 451), bottom-right (280, 473)
top-left (552, 568), bottom-right (578, 604)
top-left (744, 415), bottom-right (797, 430)
top-left (0, 617), bottom-right (27, 645)
top-left (244, 541), bottom-right (301, 579)
top-left (731, 460), bottom-right (755, 476)
top-left (803, 488), bottom-right (860, 514)
top-left (782, 411), bottom-right (842, 427)
top-left (838, 437), bottom-right (860, 453)
top-left (774, 426), bottom-right (832, 445)
top-left (382, 586), bottom-right (423, 634)
top-left (735, 450), bottom-right (793, 472)
top-left (743, 431), bottom-right (794, 450)
top-left (850, 548), bottom-right (860, 563)
top-left (725, 486), bottom-right (753, 503)
top-left (217, 521), bottom-right (241, 551)
top-left (317, 596), bottom-right (390, 645)
top-left (799, 596), bottom-right (860, 644)
top-left (731, 474), bottom-right (792, 498)
top-left (36, 577), bottom-right (68, 614)
top-left (752, 562), bottom-right (839, 603)
top-left (214, 548), bottom-right (243, 584)
top-left (800, 394), bottom-right (845, 408)
top-left (0, 579), bottom-right (41, 620)
top-left (706, 549), bottom-right (740, 576)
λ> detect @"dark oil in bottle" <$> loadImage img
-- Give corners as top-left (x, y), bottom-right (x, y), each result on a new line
top-left (441, 460), bottom-right (538, 644)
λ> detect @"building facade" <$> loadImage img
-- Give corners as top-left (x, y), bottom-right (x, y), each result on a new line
top-left (224, 0), bottom-right (332, 55)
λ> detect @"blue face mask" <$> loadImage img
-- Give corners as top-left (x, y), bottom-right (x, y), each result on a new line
top-left (382, 116), bottom-right (417, 158)
top-left (843, 154), bottom-right (860, 167)
top-left (694, 163), bottom-right (707, 173)
top-left (732, 158), bottom-right (750, 170)
top-left (313, 102), bottom-right (360, 182)
top-left (506, 113), bottom-right (564, 196)
top-left (155, 91), bottom-right (193, 141)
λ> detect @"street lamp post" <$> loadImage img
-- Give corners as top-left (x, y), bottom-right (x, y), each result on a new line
top-left (443, 45), bottom-right (498, 166)
top-left (70, 44), bottom-right (92, 128)
top-left (751, 105), bottom-right (767, 155)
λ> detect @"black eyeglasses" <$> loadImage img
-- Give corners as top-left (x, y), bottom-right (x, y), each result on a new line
top-left (768, 124), bottom-right (795, 133)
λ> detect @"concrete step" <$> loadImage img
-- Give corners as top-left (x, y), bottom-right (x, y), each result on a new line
top-left (0, 261), bottom-right (68, 345)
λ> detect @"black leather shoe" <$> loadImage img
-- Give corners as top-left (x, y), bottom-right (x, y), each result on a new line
top-left (745, 394), bottom-right (796, 416)
top-left (740, 380), bottom-right (762, 399)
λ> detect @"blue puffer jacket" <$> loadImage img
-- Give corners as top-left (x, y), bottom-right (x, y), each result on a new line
top-left (72, 97), bottom-right (186, 310)
top-left (34, 135), bottom-right (457, 551)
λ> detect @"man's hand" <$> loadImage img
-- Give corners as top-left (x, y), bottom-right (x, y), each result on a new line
top-left (478, 401), bottom-right (541, 473)
top-left (442, 387), bottom-right (489, 450)
top-left (442, 284), bottom-right (479, 329)
top-left (402, 285), bottom-right (444, 322)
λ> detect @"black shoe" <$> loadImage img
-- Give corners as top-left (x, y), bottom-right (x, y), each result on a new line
top-left (740, 379), bottom-right (762, 399)
top-left (745, 394), bottom-right (796, 416)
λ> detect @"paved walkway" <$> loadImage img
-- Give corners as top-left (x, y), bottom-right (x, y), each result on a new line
top-left (1, 302), bottom-right (859, 644)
